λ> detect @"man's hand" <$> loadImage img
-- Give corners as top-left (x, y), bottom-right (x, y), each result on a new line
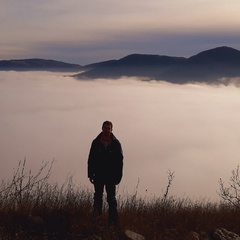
top-left (89, 177), bottom-right (94, 184)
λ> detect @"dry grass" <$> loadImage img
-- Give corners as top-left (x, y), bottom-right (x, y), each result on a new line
top-left (0, 160), bottom-right (240, 239)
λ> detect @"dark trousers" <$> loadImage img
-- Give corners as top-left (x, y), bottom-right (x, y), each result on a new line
top-left (93, 179), bottom-right (118, 224)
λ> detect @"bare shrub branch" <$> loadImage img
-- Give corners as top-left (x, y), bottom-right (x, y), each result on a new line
top-left (218, 165), bottom-right (240, 208)
top-left (161, 170), bottom-right (175, 211)
top-left (0, 158), bottom-right (55, 209)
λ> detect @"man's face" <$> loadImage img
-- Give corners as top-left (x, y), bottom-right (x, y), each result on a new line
top-left (102, 124), bottom-right (112, 137)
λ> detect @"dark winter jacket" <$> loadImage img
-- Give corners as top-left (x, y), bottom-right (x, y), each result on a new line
top-left (88, 132), bottom-right (123, 184)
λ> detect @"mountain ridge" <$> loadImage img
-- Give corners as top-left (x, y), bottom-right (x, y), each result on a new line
top-left (77, 46), bottom-right (240, 83)
top-left (0, 58), bottom-right (83, 72)
top-left (1, 46), bottom-right (240, 83)
top-left (187, 46), bottom-right (240, 65)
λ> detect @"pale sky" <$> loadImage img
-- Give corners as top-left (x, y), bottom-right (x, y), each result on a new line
top-left (1, 0), bottom-right (240, 64)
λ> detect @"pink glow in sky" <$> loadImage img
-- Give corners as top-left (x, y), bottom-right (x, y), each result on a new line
top-left (1, 0), bottom-right (240, 64)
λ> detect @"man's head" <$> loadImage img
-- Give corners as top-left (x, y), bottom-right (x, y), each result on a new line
top-left (102, 121), bottom-right (113, 137)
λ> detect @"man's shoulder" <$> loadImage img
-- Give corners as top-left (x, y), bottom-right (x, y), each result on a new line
top-left (112, 136), bottom-right (122, 145)
top-left (93, 133), bottom-right (102, 141)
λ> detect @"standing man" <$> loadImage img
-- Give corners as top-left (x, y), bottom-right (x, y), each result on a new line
top-left (88, 121), bottom-right (123, 225)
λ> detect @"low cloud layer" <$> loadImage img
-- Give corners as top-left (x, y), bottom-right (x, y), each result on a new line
top-left (0, 71), bottom-right (240, 201)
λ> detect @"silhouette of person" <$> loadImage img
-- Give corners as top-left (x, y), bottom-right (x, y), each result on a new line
top-left (88, 121), bottom-right (123, 225)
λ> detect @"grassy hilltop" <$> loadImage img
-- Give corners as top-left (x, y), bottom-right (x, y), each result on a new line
top-left (0, 160), bottom-right (239, 240)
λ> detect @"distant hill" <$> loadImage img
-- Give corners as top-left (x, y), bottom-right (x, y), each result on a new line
top-left (76, 46), bottom-right (240, 84)
top-left (1, 47), bottom-right (240, 83)
top-left (0, 58), bottom-right (82, 72)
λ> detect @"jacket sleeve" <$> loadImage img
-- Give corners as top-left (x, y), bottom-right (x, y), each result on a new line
top-left (115, 141), bottom-right (124, 184)
top-left (87, 141), bottom-right (96, 178)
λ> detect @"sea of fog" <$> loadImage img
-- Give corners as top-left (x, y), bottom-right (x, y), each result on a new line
top-left (0, 71), bottom-right (240, 202)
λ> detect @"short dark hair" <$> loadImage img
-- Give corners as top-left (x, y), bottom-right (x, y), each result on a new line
top-left (102, 121), bottom-right (113, 128)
